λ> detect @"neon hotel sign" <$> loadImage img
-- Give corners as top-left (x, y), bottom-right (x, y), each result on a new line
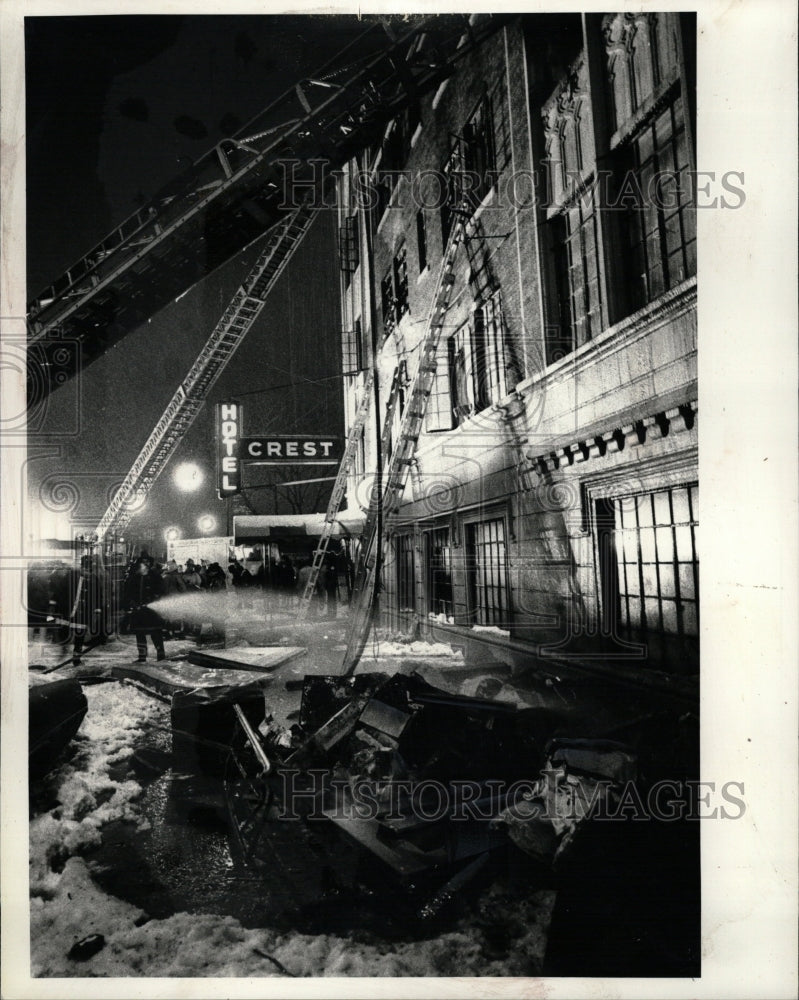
top-left (216, 403), bottom-right (341, 499)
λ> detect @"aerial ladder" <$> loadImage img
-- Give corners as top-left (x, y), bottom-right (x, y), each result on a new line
top-left (80, 14), bottom-right (511, 540)
top-left (28, 14), bottom-right (512, 392)
top-left (87, 15), bottom-right (511, 541)
top-left (94, 199), bottom-right (317, 539)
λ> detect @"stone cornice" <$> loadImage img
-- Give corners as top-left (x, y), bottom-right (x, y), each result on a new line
top-left (523, 399), bottom-right (697, 484)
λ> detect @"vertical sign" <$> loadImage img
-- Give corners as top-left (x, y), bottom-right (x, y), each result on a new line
top-left (216, 403), bottom-right (241, 497)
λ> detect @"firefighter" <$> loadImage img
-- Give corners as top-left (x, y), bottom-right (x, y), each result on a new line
top-left (69, 556), bottom-right (104, 666)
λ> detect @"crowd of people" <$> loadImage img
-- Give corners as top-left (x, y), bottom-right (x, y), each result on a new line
top-left (30, 540), bottom-right (356, 667)
top-left (227, 543), bottom-right (354, 620)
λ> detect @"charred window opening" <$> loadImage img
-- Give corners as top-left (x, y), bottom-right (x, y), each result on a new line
top-left (380, 242), bottom-right (409, 338)
top-left (393, 241), bottom-right (409, 322)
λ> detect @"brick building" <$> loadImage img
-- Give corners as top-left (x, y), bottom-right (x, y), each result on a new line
top-left (336, 12), bottom-right (697, 685)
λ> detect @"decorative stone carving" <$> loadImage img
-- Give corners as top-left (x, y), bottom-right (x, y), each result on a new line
top-left (641, 414), bottom-right (664, 441)
top-left (602, 12), bottom-right (678, 130)
top-left (553, 446), bottom-right (572, 469)
top-left (541, 54), bottom-right (595, 208)
top-left (603, 428), bottom-right (625, 453)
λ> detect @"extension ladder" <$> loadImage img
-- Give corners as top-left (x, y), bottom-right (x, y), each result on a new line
top-left (340, 208), bottom-right (472, 675)
top-left (297, 368), bottom-right (375, 613)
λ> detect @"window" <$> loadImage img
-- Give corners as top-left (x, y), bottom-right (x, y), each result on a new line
top-left (355, 422), bottom-right (365, 477)
top-left (604, 484), bottom-right (698, 637)
top-left (441, 93), bottom-right (498, 243)
top-left (424, 292), bottom-right (516, 431)
top-left (542, 54), bottom-right (602, 363)
top-left (376, 105), bottom-right (420, 220)
top-left (550, 190), bottom-right (603, 360)
top-left (384, 362), bottom-right (408, 461)
top-left (449, 323), bottom-right (474, 424)
top-left (467, 517), bottom-right (508, 626)
top-left (341, 317), bottom-right (362, 374)
top-left (615, 95), bottom-right (696, 310)
top-left (440, 142), bottom-right (466, 246)
top-left (416, 209), bottom-right (427, 273)
top-left (462, 95), bottom-right (494, 208)
top-left (380, 242), bottom-right (409, 337)
top-left (603, 13), bottom-right (695, 313)
top-left (396, 534), bottom-right (415, 613)
top-left (338, 215), bottom-right (359, 278)
top-left (393, 242), bottom-right (409, 321)
top-left (489, 78), bottom-right (511, 179)
top-left (425, 348), bottom-right (454, 433)
top-left (381, 269), bottom-right (396, 335)
top-left (473, 290), bottom-right (521, 407)
top-left (425, 527), bottom-right (453, 618)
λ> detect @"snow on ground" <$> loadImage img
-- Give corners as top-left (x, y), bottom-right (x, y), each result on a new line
top-left (33, 853), bottom-right (553, 977)
top-left (30, 649), bottom-right (555, 978)
top-left (30, 683), bottom-right (161, 899)
top-left (359, 636), bottom-right (466, 661)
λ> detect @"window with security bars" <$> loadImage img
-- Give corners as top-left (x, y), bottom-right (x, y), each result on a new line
top-left (396, 534), bottom-right (415, 613)
top-left (617, 95), bottom-right (696, 310)
top-left (609, 484), bottom-right (698, 637)
top-left (341, 318), bottom-right (362, 375)
top-left (550, 190), bottom-right (603, 362)
top-left (425, 526), bottom-right (453, 617)
top-left (467, 517), bottom-right (508, 626)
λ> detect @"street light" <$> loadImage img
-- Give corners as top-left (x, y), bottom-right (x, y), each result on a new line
top-left (198, 514), bottom-right (217, 534)
top-left (164, 526), bottom-right (181, 543)
top-left (174, 462), bottom-right (204, 492)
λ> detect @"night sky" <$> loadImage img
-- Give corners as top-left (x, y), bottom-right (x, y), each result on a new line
top-left (25, 14), bottom-right (378, 548)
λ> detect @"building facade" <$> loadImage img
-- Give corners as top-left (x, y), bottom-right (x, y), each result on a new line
top-left (336, 12), bottom-right (698, 683)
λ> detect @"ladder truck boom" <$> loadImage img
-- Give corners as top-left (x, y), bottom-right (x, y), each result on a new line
top-left (28, 15), bottom-right (511, 396)
top-left (94, 200), bottom-right (317, 539)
